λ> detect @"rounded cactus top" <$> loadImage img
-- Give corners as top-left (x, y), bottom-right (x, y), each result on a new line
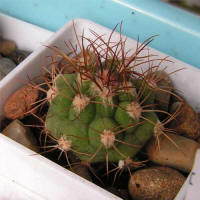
top-left (42, 24), bottom-right (177, 166)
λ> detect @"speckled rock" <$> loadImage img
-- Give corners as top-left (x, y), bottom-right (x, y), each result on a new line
top-left (4, 85), bottom-right (39, 119)
top-left (2, 119), bottom-right (39, 152)
top-left (169, 101), bottom-right (200, 139)
top-left (128, 166), bottom-right (185, 200)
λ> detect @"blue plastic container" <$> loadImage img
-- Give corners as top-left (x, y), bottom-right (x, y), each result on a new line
top-left (0, 0), bottom-right (199, 68)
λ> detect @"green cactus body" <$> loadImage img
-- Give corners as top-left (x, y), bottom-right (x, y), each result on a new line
top-left (45, 61), bottom-right (159, 164)
top-left (134, 79), bottom-right (155, 106)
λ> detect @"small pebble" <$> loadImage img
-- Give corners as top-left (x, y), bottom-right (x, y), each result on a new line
top-left (4, 85), bottom-right (39, 120)
top-left (128, 166), bottom-right (185, 200)
top-left (8, 50), bottom-right (31, 64)
top-left (58, 58), bottom-right (75, 74)
top-left (146, 133), bottom-right (200, 172)
top-left (0, 57), bottom-right (16, 80)
top-left (70, 164), bottom-right (92, 182)
top-left (2, 119), bottom-right (39, 152)
top-left (68, 152), bottom-right (92, 181)
top-left (0, 39), bottom-right (16, 56)
top-left (169, 101), bottom-right (200, 139)
top-left (154, 71), bottom-right (173, 112)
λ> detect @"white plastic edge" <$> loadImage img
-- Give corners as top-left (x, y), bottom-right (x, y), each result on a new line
top-left (0, 134), bottom-right (120, 200)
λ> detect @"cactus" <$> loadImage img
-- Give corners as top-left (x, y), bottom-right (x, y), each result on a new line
top-left (43, 26), bottom-right (176, 168)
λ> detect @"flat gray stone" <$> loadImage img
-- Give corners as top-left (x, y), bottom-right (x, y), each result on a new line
top-left (2, 119), bottom-right (39, 152)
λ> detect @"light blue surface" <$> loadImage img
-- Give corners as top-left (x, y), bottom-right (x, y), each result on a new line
top-left (0, 0), bottom-right (199, 68)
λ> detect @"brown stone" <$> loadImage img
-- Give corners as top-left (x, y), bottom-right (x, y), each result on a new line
top-left (58, 58), bottom-right (75, 74)
top-left (154, 71), bottom-right (173, 112)
top-left (0, 39), bottom-right (16, 56)
top-left (4, 85), bottom-right (39, 119)
top-left (146, 133), bottom-right (200, 172)
top-left (170, 101), bottom-right (200, 139)
top-left (128, 166), bottom-right (185, 200)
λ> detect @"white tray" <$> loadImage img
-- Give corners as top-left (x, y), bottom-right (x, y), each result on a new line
top-left (0, 13), bottom-right (53, 119)
top-left (0, 16), bottom-right (200, 200)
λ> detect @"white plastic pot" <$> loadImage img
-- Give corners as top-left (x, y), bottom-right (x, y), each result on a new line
top-left (0, 14), bottom-right (200, 200)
